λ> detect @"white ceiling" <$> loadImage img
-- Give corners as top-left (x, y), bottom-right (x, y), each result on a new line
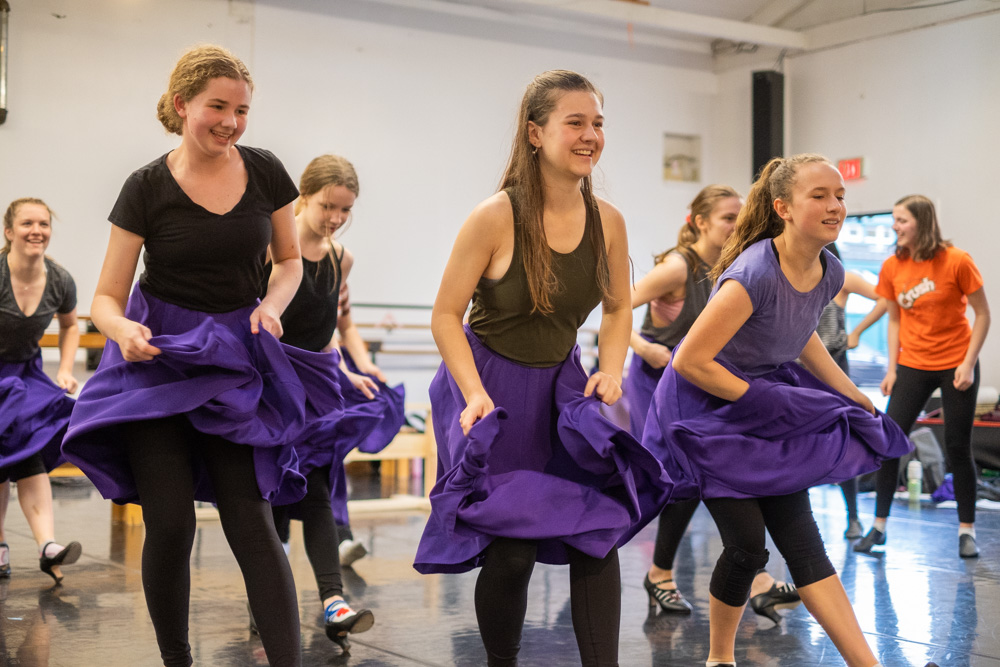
top-left (346, 0), bottom-right (1000, 68)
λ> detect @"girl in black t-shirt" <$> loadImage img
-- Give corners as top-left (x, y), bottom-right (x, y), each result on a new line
top-left (0, 197), bottom-right (83, 584)
top-left (63, 46), bottom-right (340, 667)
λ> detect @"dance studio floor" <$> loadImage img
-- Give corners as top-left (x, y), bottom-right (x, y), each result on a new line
top-left (1, 479), bottom-right (997, 666)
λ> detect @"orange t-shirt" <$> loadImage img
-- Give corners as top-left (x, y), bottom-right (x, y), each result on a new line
top-left (876, 246), bottom-right (983, 370)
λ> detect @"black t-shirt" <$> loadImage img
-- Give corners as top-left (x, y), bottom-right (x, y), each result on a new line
top-left (108, 145), bottom-right (299, 312)
top-left (0, 256), bottom-right (77, 361)
top-left (264, 250), bottom-right (343, 353)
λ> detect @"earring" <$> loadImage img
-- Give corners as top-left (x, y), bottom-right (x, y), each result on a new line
top-left (532, 145), bottom-right (539, 155)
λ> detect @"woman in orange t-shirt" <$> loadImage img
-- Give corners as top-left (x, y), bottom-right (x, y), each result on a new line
top-left (854, 195), bottom-right (990, 559)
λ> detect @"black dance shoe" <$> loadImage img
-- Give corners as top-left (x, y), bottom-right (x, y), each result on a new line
top-left (749, 580), bottom-right (801, 624)
top-left (853, 527), bottom-right (885, 554)
top-left (325, 599), bottom-right (375, 652)
top-left (39, 541), bottom-right (82, 584)
top-left (844, 518), bottom-right (864, 539)
top-left (959, 534), bottom-right (979, 558)
top-left (643, 574), bottom-right (693, 614)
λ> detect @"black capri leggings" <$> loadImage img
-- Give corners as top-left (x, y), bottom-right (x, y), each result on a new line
top-left (271, 465), bottom-right (343, 602)
top-left (124, 416), bottom-right (301, 667)
top-left (875, 362), bottom-right (979, 524)
top-left (703, 490), bottom-right (835, 607)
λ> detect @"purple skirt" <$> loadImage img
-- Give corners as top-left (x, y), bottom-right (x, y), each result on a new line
top-left (62, 284), bottom-right (343, 506)
top-left (285, 350), bottom-right (406, 525)
top-left (641, 349), bottom-right (913, 500)
top-left (0, 354), bottom-right (74, 472)
top-left (623, 341), bottom-right (664, 439)
top-left (414, 327), bottom-right (674, 574)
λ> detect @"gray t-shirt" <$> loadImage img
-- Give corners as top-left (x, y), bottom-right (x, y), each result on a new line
top-left (0, 255), bottom-right (77, 362)
top-left (711, 239), bottom-right (844, 378)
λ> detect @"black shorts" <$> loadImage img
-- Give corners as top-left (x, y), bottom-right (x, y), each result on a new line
top-left (0, 453), bottom-right (47, 483)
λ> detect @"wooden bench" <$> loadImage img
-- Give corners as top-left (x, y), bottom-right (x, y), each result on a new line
top-left (39, 315), bottom-right (107, 349)
top-left (51, 409), bottom-right (436, 526)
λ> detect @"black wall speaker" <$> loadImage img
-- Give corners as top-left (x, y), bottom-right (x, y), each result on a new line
top-left (752, 70), bottom-right (784, 180)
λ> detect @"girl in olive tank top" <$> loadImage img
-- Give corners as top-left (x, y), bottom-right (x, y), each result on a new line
top-left (415, 70), bottom-right (672, 667)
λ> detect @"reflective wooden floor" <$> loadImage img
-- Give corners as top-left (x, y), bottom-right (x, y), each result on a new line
top-left (0, 479), bottom-right (997, 666)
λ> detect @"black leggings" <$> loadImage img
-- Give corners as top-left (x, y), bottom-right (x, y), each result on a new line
top-left (271, 465), bottom-right (343, 602)
top-left (875, 363), bottom-right (979, 524)
top-left (651, 499), bottom-right (700, 571)
top-left (475, 538), bottom-right (620, 667)
top-left (124, 417), bottom-right (300, 667)
top-left (703, 491), bottom-right (834, 607)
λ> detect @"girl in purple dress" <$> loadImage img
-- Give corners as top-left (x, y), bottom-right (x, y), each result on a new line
top-left (630, 186), bottom-right (800, 623)
top-left (0, 197), bottom-right (82, 584)
top-left (415, 70), bottom-right (670, 666)
top-left (63, 45), bottom-right (341, 667)
top-left (642, 154), bottom-right (915, 667)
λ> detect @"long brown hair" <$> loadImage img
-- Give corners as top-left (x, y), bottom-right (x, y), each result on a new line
top-left (296, 154), bottom-right (360, 292)
top-left (655, 185), bottom-right (740, 272)
top-left (3, 197), bottom-right (54, 254)
top-left (710, 153), bottom-right (831, 282)
top-left (894, 194), bottom-right (950, 262)
top-left (498, 70), bottom-right (611, 314)
top-left (156, 45), bottom-right (254, 135)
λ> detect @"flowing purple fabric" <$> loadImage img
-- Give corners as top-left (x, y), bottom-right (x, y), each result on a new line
top-left (641, 349), bottom-right (913, 500)
top-left (284, 350), bottom-right (406, 524)
top-left (0, 354), bottom-right (74, 472)
top-left (414, 327), bottom-right (674, 575)
top-left (623, 339), bottom-right (664, 439)
top-left (62, 284), bottom-right (343, 506)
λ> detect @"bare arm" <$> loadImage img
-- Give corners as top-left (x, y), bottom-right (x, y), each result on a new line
top-left (253, 202), bottom-right (301, 337)
top-left (880, 300), bottom-right (901, 396)
top-left (432, 194), bottom-right (508, 434)
top-left (629, 254), bottom-right (687, 369)
top-left (91, 226), bottom-right (161, 362)
top-left (55, 309), bottom-right (80, 393)
top-left (325, 251), bottom-right (380, 399)
top-left (847, 298), bottom-right (887, 349)
top-left (799, 331), bottom-right (874, 413)
top-left (955, 287), bottom-right (990, 390)
top-left (587, 200), bottom-right (632, 405)
top-left (670, 279), bottom-right (752, 401)
top-left (841, 272), bottom-right (880, 301)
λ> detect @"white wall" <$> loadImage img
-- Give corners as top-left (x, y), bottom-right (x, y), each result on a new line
top-left (7, 1), bottom-right (995, 385)
top-left (790, 14), bottom-right (1000, 387)
top-left (711, 13), bottom-right (1000, 386)
top-left (0, 0), bottom-right (718, 318)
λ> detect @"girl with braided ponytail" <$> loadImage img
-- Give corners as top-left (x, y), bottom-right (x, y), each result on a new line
top-left (642, 155), bottom-right (919, 667)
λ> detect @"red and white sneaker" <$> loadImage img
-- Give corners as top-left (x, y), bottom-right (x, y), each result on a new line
top-left (324, 599), bottom-right (374, 649)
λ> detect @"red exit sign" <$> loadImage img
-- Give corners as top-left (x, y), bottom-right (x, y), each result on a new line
top-left (838, 157), bottom-right (865, 181)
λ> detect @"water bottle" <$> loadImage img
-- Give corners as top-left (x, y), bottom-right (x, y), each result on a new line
top-left (907, 459), bottom-right (923, 503)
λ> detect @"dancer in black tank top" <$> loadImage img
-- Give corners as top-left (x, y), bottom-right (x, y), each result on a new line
top-left (258, 154), bottom-right (386, 650)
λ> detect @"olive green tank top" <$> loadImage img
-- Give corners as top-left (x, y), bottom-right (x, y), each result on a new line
top-left (468, 188), bottom-right (603, 367)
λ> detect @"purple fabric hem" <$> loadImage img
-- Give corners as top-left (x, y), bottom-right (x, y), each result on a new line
top-left (641, 347), bottom-right (913, 500)
top-left (414, 327), bottom-right (673, 575)
top-left (0, 355), bottom-right (73, 472)
top-left (62, 284), bottom-right (343, 506)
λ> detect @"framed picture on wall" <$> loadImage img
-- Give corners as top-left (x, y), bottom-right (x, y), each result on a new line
top-left (662, 133), bottom-right (701, 182)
